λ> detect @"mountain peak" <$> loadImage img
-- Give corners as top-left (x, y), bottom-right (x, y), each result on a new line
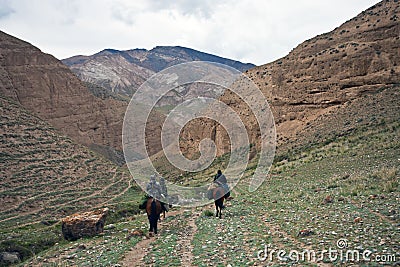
top-left (94, 48), bottom-right (122, 56)
top-left (62, 46), bottom-right (255, 96)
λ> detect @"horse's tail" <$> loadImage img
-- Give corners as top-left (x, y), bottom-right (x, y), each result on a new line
top-left (150, 199), bottom-right (158, 221)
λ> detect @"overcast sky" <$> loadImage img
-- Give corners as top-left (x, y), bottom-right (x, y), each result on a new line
top-left (0, 0), bottom-right (380, 65)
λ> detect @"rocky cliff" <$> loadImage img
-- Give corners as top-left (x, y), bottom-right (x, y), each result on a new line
top-left (249, 0), bottom-right (399, 144)
top-left (0, 31), bottom-right (126, 150)
top-left (180, 0), bottom-right (400, 158)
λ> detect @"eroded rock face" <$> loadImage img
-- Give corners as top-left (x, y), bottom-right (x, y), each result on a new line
top-left (0, 31), bottom-right (126, 151)
top-left (245, 0), bottom-right (399, 144)
top-left (61, 208), bottom-right (109, 241)
top-left (180, 0), bottom-right (400, 157)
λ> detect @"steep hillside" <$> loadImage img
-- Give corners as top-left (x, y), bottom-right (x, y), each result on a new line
top-left (0, 96), bottom-right (140, 264)
top-left (247, 0), bottom-right (399, 147)
top-left (0, 31), bottom-right (126, 151)
top-left (62, 46), bottom-right (255, 97)
top-left (180, 0), bottom-right (400, 159)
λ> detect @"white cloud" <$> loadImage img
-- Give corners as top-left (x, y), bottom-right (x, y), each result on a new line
top-left (0, 0), bottom-right (380, 65)
top-left (0, 0), bottom-right (15, 19)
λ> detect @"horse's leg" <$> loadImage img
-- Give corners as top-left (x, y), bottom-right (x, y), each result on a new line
top-left (148, 217), bottom-right (153, 232)
top-left (160, 210), bottom-right (165, 221)
top-left (220, 199), bottom-right (224, 218)
top-left (154, 219), bottom-right (158, 234)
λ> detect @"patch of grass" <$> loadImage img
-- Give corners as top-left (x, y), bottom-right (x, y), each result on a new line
top-left (202, 210), bottom-right (214, 217)
top-left (370, 166), bottom-right (397, 180)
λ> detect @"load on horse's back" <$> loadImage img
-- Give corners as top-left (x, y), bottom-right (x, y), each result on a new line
top-left (159, 176), bottom-right (170, 217)
top-left (212, 170), bottom-right (230, 198)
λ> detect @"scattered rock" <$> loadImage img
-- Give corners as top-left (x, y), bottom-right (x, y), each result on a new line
top-left (323, 195), bottom-right (333, 204)
top-left (65, 254), bottom-right (77, 260)
top-left (355, 245), bottom-right (364, 251)
top-left (76, 244), bottom-right (87, 250)
top-left (126, 229), bottom-right (145, 241)
top-left (61, 208), bottom-right (109, 241)
top-left (297, 229), bottom-right (314, 237)
top-left (0, 252), bottom-right (20, 264)
top-left (105, 224), bottom-right (116, 230)
top-left (341, 174), bottom-right (350, 180)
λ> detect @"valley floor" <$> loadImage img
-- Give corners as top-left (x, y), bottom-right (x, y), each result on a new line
top-left (23, 120), bottom-right (399, 267)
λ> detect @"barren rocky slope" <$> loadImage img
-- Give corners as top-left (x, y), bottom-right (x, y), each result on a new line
top-left (0, 31), bottom-right (126, 151)
top-left (62, 46), bottom-right (255, 97)
top-left (179, 0), bottom-right (400, 159)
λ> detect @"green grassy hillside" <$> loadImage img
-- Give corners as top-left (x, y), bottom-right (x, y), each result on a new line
top-left (22, 86), bottom-right (399, 266)
top-left (0, 96), bottom-right (142, 265)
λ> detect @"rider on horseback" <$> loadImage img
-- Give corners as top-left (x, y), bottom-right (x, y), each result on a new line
top-left (147, 174), bottom-right (162, 199)
top-left (214, 170), bottom-right (230, 202)
top-left (159, 176), bottom-right (168, 197)
top-left (214, 169), bottom-right (227, 185)
top-left (139, 174), bottom-right (169, 213)
top-left (159, 176), bottom-right (169, 212)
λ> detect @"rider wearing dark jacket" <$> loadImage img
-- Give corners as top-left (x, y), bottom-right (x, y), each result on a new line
top-left (214, 170), bottom-right (227, 185)
top-left (214, 170), bottom-right (230, 199)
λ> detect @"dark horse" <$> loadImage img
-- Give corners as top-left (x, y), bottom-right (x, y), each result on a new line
top-left (145, 198), bottom-right (162, 234)
top-left (211, 186), bottom-right (227, 219)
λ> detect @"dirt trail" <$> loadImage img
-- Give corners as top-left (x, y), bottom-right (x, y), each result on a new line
top-left (121, 209), bottom-right (189, 266)
top-left (121, 184), bottom-right (334, 266)
top-left (177, 211), bottom-right (199, 267)
top-left (122, 235), bottom-right (154, 267)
